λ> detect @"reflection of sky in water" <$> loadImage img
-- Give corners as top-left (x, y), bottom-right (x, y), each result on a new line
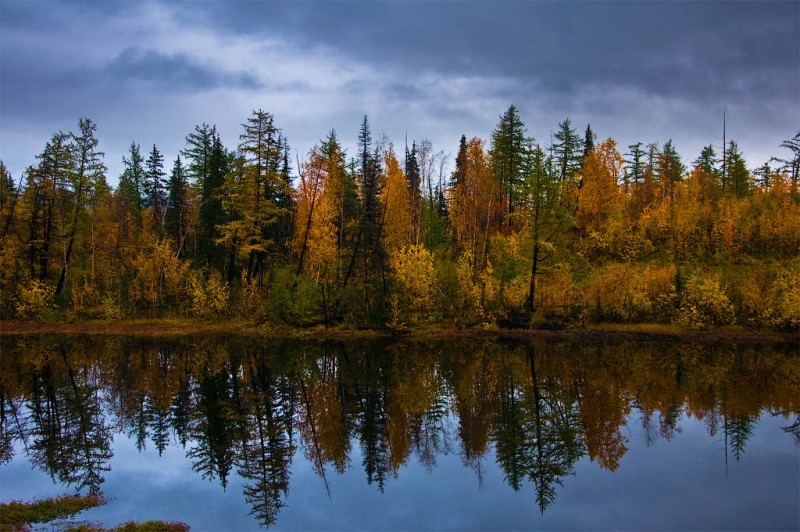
top-left (3, 411), bottom-right (797, 530)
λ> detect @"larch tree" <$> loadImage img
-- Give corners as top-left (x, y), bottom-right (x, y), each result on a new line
top-left (294, 132), bottom-right (349, 283)
top-left (521, 142), bottom-right (567, 312)
top-left (380, 146), bottom-right (412, 256)
top-left (449, 137), bottom-right (498, 272)
top-left (217, 109), bottom-right (286, 282)
top-left (774, 131), bottom-right (799, 194)
top-left (55, 118), bottom-right (107, 298)
top-left (552, 118), bottom-right (582, 184)
top-left (577, 138), bottom-right (625, 235)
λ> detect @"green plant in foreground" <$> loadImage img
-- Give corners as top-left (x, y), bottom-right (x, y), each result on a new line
top-left (0, 494), bottom-right (189, 531)
top-left (0, 494), bottom-right (106, 527)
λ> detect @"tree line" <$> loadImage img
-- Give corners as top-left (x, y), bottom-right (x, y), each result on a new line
top-left (1, 108), bottom-right (798, 329)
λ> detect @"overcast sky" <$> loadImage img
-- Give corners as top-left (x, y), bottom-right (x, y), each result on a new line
top-left (1, 1), bottom-right (798, 186)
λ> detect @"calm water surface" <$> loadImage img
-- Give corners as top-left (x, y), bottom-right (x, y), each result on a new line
top-left (1, 335), bottom-right (798, 530)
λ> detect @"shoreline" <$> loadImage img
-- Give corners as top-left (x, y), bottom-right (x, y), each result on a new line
top-left (1, 319), bottom-right (797, 345)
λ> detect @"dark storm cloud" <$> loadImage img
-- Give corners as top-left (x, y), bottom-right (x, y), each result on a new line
top-left (104, 47), bottom-right (262, 91)
top-left (1, 0), bottom-right (797, 183)
top-left (187, 1), bottom-right (799, 103)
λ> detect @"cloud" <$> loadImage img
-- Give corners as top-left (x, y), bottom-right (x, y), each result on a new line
top-left (1, 1), bottom-right (797, 184)
top-left (103, 47), bottom-right (262, 91)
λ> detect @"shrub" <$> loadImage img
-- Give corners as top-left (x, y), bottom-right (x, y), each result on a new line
top-left (15, 278), bottom-right (55, 319)
top-left (677, 273), bottom-right (734, 329)
top-left (189, 271), bottom-right (230, 319)
top-left (389, 245), bottom-right (436, 323)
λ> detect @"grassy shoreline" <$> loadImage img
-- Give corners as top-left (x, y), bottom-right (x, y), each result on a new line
top-left (1, 318), bottom-right (797, 344)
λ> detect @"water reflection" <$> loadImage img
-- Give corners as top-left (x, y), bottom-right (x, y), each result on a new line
top-left (1, 336), bottom-right (797, 527)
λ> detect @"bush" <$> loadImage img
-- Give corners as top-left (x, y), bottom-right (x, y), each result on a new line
top-left (677, 273), bottom-right (734, 329)
top-left (15, 278), bottom-right (55, 319)
top-left (389, 245), bottom-right (436, 324)
top-left (189, 271), bottom-right (230, 318)
top-left (765, 268), bottom-right (800, 331)
top-left (586, 263), bottom-right (676, 323)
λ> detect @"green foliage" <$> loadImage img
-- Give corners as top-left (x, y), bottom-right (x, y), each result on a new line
top-left (0, 494), bottom-right (106, 526)
top-left (265, 267), bottom-right (323, 326)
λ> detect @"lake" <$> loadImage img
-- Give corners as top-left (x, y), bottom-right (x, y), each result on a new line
top-left (1, 335), bottom-right (798, 530)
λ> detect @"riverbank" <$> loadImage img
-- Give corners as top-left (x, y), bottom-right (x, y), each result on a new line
top-left (1, 318), bottom-right (797, 345)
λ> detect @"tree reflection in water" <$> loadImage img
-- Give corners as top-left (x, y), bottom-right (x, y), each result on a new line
top-left (0, 335), bottom-right (797, 526)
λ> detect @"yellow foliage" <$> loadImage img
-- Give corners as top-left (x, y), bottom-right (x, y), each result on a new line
top-left (189, 270), bottom-right (230, 318)
top-left (677, 274), bottom-right (734, 329)
top-left (238, 268), bottom-right (263, 315)
top-left (456, 251), bottom-right (483, 319)
top-left (130, 237), bottom-right (190, 313)
top-left (380, 148), bottom-right (412, 254)
top-left (577, 138), bottom-right (624, 233)
top-left (587, 263), bottom-right (677, 323)
top-left (15, 278), bottom-right (54, 319)
top-left (71, 274), bottom-right (100, 316)
top-left (448, 138), bottom-right (498, 268)
top-left (389, 244), bottom-right (435, 322)
top-left (534, 263), bottom-right (579, 314)
top-left (293, 147), bottom-right (340, 282)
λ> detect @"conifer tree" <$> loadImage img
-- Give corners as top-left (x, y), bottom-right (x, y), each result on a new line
top-left (552, 118), bottom-right (582, 183)
top-left (165, 156), bottom-right (187, 253)
top-left (56, 118), bottom-right (107, 297)
top-left (144, 144), bottom-right (167, 228)
top-left (583, 124), bottom-right (596, 160)
top-left (118, 142), bottom-right (145, 217)
top-left (625, 142), bottom-right (645, 191)
top-left (725, 141), bottom-right (750, 198)
top-left (490, 105), bottom-right (527, 217)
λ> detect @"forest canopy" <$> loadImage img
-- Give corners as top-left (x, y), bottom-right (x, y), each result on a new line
top-left (1, 108), bottom-right (798, 331)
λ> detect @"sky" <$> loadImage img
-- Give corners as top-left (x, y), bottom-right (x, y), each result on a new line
top-left (1, 1), bottom-right (798, 187)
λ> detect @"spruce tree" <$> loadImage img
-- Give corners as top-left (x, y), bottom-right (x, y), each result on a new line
top-left (490, 105), bottom-right (527, 217)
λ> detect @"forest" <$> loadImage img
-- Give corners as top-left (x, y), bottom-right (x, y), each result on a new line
top-left (1, 107), bottom-right (798, 331)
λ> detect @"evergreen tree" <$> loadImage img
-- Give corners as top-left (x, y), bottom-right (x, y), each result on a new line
top-left (625, 142), bottom-right (646, 193)
top-left (693, 145), bottom-right (718, 177)
top-left (657, 140), bottom-right (684, 201)
top-left (583, 124), bottom-right (596, 160)
top-left (144, 144), bottom-right (167, 228)
top-left (165, 156), bottom-right (187, 252)
top-left (405, 141), bottom-right (422, 244)
top-left (26, 132), bottom-right (72, 281)
top-left (451, 134), bottom-right (468, 189)
top-left (552, 118), bottom-right (582, 183)
top-left (118, 142), bottom-right (145, 217)
top-left (490, 105), bottom-right (528, 217)
top-left (725, 141), bottom-right (750, 198)
top-left (182, 124), bottom-right (226, 268)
